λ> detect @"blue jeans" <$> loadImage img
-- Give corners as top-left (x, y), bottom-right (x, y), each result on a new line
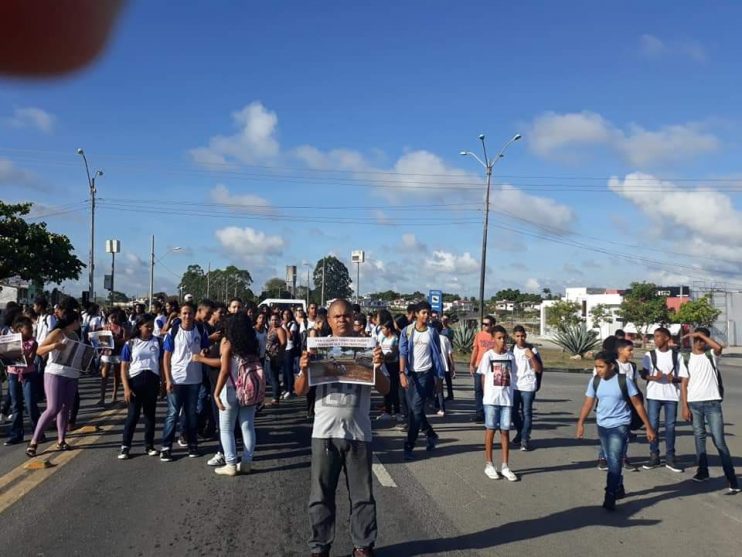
top-left (282, 351), bottom-right (295, 396)
top-left (473, 372), bottom-right (484, 417)
top-left (512, 390), bottom-right (536, 442)
top-left (647, 399), bottom-right (677, 457)
top-left (689, 401), bottom-right (738, 488)
top-left (8, 373), bottom-right (40, 442)
top-left (405, 370), bottom-right (436, 451)
top-left (598, 424), bottom-right (628, 496)
top-left (162, 383), bottom-right (200, 450)
top-left (218, 387), bottom-right (257, 465)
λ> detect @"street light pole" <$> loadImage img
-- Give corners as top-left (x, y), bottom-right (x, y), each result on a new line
top-left (303, 263), bottom-right (312, 307)
top-left (321, 257), bottom-right (326, 307)
top-left (77, 148), bottom-right (103, 302)
top-left (460, 133), bottom-right (522, 326)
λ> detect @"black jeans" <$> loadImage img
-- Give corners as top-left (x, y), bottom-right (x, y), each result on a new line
top-left (405, 371), bottom-right (436, 451)
top-left (384, 361), bottom-right (400, 414)
top-left (122, 370), bottom-right (160, 448)
top-left (444, 370), bottom-right (454, 399)
top-left (308, 438), bottom-right (377, 553)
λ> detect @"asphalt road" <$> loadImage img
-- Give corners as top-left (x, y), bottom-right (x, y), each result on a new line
top-left (2, 356), bottom-right (742, 556)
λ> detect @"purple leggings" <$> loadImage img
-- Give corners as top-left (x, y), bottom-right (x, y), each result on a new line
top-left (32, 374), bottom-right (78, 443)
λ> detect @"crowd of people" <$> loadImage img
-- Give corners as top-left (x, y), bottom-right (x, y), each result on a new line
top-left (0, 294), bottom-right (738, 556)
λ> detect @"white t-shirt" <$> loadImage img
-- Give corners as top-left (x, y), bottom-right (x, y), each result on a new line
top-left (121, 338), bottom-right (162, 378)
top-left (512, 345), bottom-right (540, 392)
top-left (35, 314), bottom-right (57, 344)
top-left (476, 349), bottom-right (515, 407)
top-left (164, 326), bottom-right (208, 385)
top-left (679, 351), bottom-right (722, 402)
top-left (591, 361), bottom-right (637, 381)
top-left (153, 313), bottom-right (168, 337)
top-left (439, 334), bottom-right (453, 373)
top-left (642, 349), bottom-right (680, 402)
top-left (411, 328), bottom-right (433, 372)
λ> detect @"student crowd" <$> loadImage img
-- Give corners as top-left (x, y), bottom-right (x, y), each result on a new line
top-left (0, 294), bottom-right (738, 556)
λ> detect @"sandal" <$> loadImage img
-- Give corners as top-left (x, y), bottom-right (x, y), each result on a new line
top-left (26, 443), bottom-right (38, 458)
top-left (56, 441), bottom-right (72, 451)
top-left (265, 399), bottom-right (280, 408)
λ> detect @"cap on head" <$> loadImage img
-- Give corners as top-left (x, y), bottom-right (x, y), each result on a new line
top-left (184, 294), bottom-right (194, 302)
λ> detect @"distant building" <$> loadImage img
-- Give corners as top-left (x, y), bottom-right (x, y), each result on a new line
top-left (0, 277), bottom-right (35, 309)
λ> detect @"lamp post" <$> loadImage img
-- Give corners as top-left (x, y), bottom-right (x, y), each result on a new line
top-left (77, 148), bottom-right (103, 302)
top-left (303, 263), bottom-right (312, 307)
top-left (148, 234), bottom-right (182, 308)
top-left (460, 133), bottom-right (521, 326)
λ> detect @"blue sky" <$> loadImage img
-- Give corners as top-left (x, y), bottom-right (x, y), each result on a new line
top-left (2, 1), bottom-right (742, 300)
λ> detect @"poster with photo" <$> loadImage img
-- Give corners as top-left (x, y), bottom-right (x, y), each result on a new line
top-left (56, 338), bottom-right (97, 372)
top-left (490, 359), bottom-right (513, 387)
top-left (0, 333), bottom-right (27, 366)
top-left (307, 336), bottom-right (376, 387)
top-left (88, 330), bottom-right (115, 351)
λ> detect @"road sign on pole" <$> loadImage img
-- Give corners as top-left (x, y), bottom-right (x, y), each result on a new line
top-left (428, 289), bottom-right (443, 313)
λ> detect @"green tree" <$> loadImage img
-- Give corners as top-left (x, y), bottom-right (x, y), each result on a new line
top-left (313, 256), bottom-right (353, 300)
top-left (179, 264), bottom-right (207, 301)
top-left (367, 290), bottom-right (400, 302)
top-left (619, 282), bottom-right (669, 346)
top-left (542, 287), bottom-right (553, 300)
top-left (494, 288), bottom-right (522, 301)
top-left (546, 299), bottom-right (583, 331)
top-left (0, 201), bottom-right (84, 284)
top-left (590, 303), bottom-right (614, 335)
top-left (442, 292), bottom-right (461, 302)
top-left (263, 277), bottom-right (291, 299)
top-left (110, 290), bottom-right (129, 303)
top-left (672, 295), bottom-right (721, 328)
top-left (178, 264), bottom-right (253, 302)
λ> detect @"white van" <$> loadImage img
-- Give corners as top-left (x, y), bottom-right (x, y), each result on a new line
top-left (259, 298), bottom-right (307, 312)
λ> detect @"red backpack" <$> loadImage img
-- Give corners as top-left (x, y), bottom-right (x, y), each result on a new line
top-left (231, 355), bottom-right (266, 406)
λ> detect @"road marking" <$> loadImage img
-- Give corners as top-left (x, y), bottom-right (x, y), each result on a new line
top-left (372, 454), bottom-right (397, 488)
top-left (0, 407), bottom-right (124, 515)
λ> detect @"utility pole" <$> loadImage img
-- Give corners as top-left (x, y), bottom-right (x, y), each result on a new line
top-left (148, 235), bottom-right (155, 309)
top-left (206, 262), bottom-right (211, 298)
top-left (77, 148), bottom-right (103, 302)
top-left (321, 257), bottom-right (326, 307)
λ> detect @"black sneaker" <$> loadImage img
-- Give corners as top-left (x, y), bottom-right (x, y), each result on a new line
top-left (615, 485), bottom-right (626, 500)
top-left (117, 446), bottom-right (130, 460)
top-left (642, 454), bottom-right (660, 470)
top-left (665, 457), bottom-right (684, 473)
top-left (146, 446), bottom-right (158, 457)
top-left (426, 435), bottom-right (438, 452)
top-left (692, 469), bottom-right (710, 482)
top-left (623, 458), bottom-right (638, 472)
top-left (602, 493), bottom-right (616, 511)
top-left (160, 449), bottom-right (173, 462)
top-left (597, 458), bottom-right (608, 471)
top-left (727, 486), bottom-right (741, 495)
top-left (188, 448), bottom-right (200, 458)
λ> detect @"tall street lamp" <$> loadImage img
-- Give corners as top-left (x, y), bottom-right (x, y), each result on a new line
top-left (148, 233), bottom-right (182, 308)
top-left (77, 148), bottom-right (103, 302)
top-left (460, 133), bottom-right (521, 326)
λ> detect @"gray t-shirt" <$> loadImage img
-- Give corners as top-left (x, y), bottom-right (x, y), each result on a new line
top-left (312, 382), bottom-right (373, 443)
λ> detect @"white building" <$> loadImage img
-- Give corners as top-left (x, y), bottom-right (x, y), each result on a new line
top-left (540, 287), bottom-right (623, 339)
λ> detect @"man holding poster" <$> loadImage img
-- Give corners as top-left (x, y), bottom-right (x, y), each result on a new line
top-left (295, 299), bottom-right (389, 557)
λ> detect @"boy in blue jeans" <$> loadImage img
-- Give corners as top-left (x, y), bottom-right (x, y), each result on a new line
top-left (477, 325), bottom-right (518, 482)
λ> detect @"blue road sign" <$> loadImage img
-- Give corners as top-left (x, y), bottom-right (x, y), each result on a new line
top-left (428, 289), bottom-right (443, 313)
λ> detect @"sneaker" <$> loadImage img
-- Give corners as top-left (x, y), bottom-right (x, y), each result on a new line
top-left (615, 485), bottom-right (626, 500)
top-left (436, 410), bottom-right (445, 417)
top-left (511, 434), bottom-right (522, 446)
top-left (692, 469), bottom-right (710, 482)
top-left (281, 391), bottom-right (290, 400)
top-left (215, 463), bottom-right (237, 476)
top-left (623, 458), bottom-right (638, 472)
top-left (597, 457), bottom-right (608, 471)
top-left (188, 448), bottom-right (200, 458)
top-left (520, 441), bottom-right (531, 452)
top-left (665, 457), bottom-right (684, 473)
top-left (404, 449), bottom-right (414, 461)
top-left (160, 450), bottom-right (173, 462)
top-left (426, 435), bottom-right (438, 451)
top-left (237, 461), bottom-right (252, 474)
top-left (207, 452), bottom-right (226, 466)
top-left (3, 438), bottom-right (23, 446)
top-left (118, 447), bottom-right (130, 460)
top-left (642, 453), bottom-right (661, 470)
top-left (177, 436), bottom-right (188, 448)
top-left (484, 462), bottom-right (500, 479)
top-left (727, 486), bottom-right (741, 495)
top-left (500, 466), bottom-right (518, 482)
top-left (376, 413), bottom-right (393, 422)
top-left (146, 446), bottom-right (158, 457)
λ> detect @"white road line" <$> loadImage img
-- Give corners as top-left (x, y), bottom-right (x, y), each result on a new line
top-left (372, 454), bottom-right (397, 488)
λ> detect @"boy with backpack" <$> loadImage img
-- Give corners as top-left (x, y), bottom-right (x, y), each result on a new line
top-left (511, 325), bottom-right (543, 452)
top-left (679, 328), bottom-right (739, 493)
top-left (640, 327), bottom-right (683, 473)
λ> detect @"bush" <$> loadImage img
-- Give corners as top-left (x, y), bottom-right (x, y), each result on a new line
top-left (452, 323), bottom-right (476, 355)
top-left (553, 324), bottom-right (600, 357)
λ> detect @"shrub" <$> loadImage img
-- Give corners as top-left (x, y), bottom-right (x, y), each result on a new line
top-left (452, 323), bottom-right (476, 355)
top-left (553, 324), bottom-right (600, 357)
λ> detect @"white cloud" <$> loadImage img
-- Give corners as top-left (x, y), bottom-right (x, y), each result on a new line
top-left (0, 157), bottom-right (39, 188)
top-left (639, 34), bottom-right (706, 63)
top-left (525, 278), bottom-right (541, 291)
top-left (210, 184), bottom-right (275, 215)
top-left (7, 107), bottom-right (55, 133)
top-left (425, 250), bottom-right (479, 274)
top-left (529, 110), bottom-right (719, 167)
top-left (190, 101), bottom-right (279, 167)
top-left (215, 226), bottom-right (285, 257)
top-left (492, 184), bottom-right (575, 233)
top-left (400, 233), bottom-right (427, 252)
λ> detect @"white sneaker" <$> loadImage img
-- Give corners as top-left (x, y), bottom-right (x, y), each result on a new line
top-left (237, 461), bottom-right (252, 474)
top-left (436, 410), bottom-right (445, 417)
top-left (501, 465), bottom-right (518, 482)
top-left (485, 462), bottom-right (500, 479)
top-left (214, 463), bottom-right (237, 476)
top-left (207, 452), bottom-right (225, 466)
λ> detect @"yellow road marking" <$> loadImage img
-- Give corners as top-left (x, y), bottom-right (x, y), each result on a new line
top-left (0, 407), bottom-right (125, 514)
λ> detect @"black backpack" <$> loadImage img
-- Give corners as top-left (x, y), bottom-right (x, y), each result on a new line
top-left (592, 372), bottom-right (644, 431)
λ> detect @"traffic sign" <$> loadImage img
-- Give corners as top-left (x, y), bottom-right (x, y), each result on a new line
top-left (428, 289), bottom-right (443, 313)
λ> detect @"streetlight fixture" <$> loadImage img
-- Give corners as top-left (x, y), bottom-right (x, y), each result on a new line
top-left (77, 148), bottom-right (103, 302)
top-left (460, 133), bottom-right (522, 326)
top-left (148, 233), bottom-right (182, 308)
